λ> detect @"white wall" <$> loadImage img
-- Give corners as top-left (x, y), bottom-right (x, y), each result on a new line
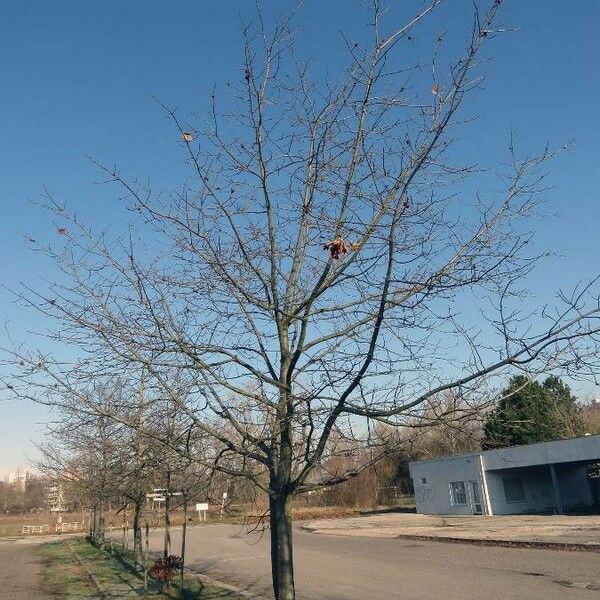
top-left (409, 454), bottom-right (481, 515)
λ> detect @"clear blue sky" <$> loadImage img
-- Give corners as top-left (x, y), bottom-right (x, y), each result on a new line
top-left (0, 1), bottom-right (598, 472)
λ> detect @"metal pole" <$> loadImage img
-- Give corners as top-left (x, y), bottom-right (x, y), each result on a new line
top-left (144, 516), bottom-right (149, 593)
top-left (180, 491), bottom-right (188, 598)
top-left (164, 474), bottom-right (171, 558)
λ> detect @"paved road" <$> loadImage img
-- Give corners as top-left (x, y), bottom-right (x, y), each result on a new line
top-left (146, 524), bottom-right (600, 599)
top-left (0, 541), bottom-right (52, 600)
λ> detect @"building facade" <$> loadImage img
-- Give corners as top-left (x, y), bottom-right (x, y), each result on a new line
top-left (409, 434), bottom-right (600, 515)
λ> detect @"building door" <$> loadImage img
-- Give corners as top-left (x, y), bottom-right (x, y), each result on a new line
top-left (469, 481), bottom-right (482, 515)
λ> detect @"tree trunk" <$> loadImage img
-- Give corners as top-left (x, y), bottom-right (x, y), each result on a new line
top-left (269, 493), bottom-right (295, 600)
top-left (91, 504), bottom-right (97, 545)
top-left (97, 502), bottom-right (105, 548)
top-left (133, 497), bottom-right (143, 570)
top-left (108, 504), bottom-right (114, 555)
top-left (122, 504), bottom-right (128, 551)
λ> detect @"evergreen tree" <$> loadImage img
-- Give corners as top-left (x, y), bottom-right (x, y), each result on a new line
top-left (483, 376), bottom-right (584, 448)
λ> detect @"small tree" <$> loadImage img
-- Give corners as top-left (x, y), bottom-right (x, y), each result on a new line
top-left (483, 375), bottom-right (585, 448)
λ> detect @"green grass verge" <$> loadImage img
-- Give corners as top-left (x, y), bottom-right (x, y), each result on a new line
top-left (39, 538), bottom-right (240, 599)
top-left (39, 540), bottom-right (99, 598)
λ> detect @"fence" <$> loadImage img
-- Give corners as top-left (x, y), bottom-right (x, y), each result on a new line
top-left (21, 522), bottom-right (84, 535)
top-left (22, 524), bottom-right (50, 534)
top-left (56, 522), bottom-right (83, 533)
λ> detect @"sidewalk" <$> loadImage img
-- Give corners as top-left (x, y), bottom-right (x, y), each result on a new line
top-left (301, 513), bottom-right (600, 549)
top-left (0, 543), bottom-right (52, 600)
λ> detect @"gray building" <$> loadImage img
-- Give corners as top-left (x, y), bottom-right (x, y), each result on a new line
top-left (409, 434), bottom-right (600, 515)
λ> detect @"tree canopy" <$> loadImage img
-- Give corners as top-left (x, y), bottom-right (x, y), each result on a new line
top-left (483, 375), bottom-right (585, 449)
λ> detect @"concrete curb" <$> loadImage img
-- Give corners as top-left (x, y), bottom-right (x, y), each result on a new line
top-left (302, 524), bottom-right (600, 553)
top-left (188, 567), bottom-right (271, 600)
top-left (395, 534), bottom-right (600, 553)
top-left (65, 539), bottom-right (109, 598)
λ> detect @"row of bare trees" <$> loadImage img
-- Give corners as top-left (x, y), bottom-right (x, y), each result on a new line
top-left (35, 380), bottom-right (211, 573)
top-left (3, 1), bottom-right (600, 598)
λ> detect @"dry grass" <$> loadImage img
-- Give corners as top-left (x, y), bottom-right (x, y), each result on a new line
top-left (1, 500), bottom-right (415, 538)
top-left (0, 510), bottom-right (86, 537)
top-left (290, 506), bottom-right (360, 521)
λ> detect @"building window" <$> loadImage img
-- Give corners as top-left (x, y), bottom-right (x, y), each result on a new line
top-left (503, 477), bottom-right (525, 503)
top-left (420, 477), bottom-right (427, 485)
top-left (450, 481), bottom-right (467, 505)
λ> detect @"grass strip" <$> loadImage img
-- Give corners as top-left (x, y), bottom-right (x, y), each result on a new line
top-left (39, 538), bottom-right (241, 598)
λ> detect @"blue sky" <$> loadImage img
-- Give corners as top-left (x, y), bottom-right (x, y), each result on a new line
top-left (0, 1), bottom-right (599, 472)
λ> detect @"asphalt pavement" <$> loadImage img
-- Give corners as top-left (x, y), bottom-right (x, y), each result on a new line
top-left (145, 523), bottom-right (600, 600)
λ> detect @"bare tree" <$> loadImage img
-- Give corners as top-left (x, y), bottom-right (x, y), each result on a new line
top-left (36, 403), bottom-right (122, 547)
top-left (4, 2), bottom-right (600, 598)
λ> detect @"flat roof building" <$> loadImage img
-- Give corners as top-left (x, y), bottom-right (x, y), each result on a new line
top-left (409, 434), bottom-right (600, 516)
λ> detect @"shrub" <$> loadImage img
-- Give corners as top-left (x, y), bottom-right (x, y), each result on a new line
top-left (149, 555), bottom-right (183, 583)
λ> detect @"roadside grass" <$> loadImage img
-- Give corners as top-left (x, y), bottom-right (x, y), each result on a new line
top-left (39, 540), bottom-right (99, 598)
top-left (39, 538), bottom-right (240, 599)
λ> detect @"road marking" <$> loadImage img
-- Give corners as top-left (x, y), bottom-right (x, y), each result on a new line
top-left (219, 555), bottom-right (259, 563)
top-left (196, 554), bottom-right (259, 563)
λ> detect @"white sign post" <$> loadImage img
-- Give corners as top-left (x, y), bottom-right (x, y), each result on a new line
top-left (195, 503), bottom-right (209, 522)
top-left (220, 492), bottom-right (227, 516)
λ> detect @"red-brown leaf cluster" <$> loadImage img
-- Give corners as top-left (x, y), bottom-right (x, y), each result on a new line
top-left (323, 237), bottom-right (360, 259)
top-left (149, 555), bottom-right (183, 583)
